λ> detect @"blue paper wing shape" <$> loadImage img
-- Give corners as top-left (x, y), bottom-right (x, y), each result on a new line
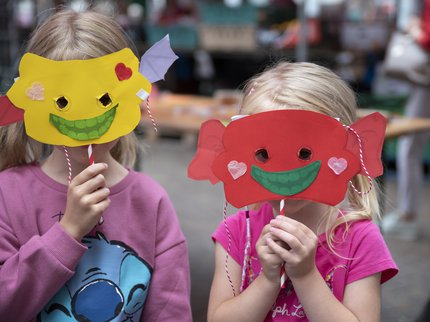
top-left (139, 34), bottom-right (179, 83)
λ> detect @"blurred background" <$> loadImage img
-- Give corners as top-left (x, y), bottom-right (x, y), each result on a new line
top-left (2, 1), bottom-right (430, 321)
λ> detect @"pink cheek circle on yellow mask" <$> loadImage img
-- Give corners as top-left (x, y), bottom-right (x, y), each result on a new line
top-left (7, 48), bottom-right (151, 147)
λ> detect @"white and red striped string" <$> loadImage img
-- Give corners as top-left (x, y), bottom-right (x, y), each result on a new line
top-left (240, 208), bottom-right (251, 293)
top-left (222, 200), bottom-right (236, 296)
top-left (146, 98), bottom-right (157, 132)
top-left (343, 125), bottom-right (373, 195)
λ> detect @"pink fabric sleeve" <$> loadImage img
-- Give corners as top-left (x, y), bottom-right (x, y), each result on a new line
top-left (211, 212), bottom-right (244, 265)
top-left (140, 193), bottom-right (192, 322)
top-left (346, 222), bottom-right (398, 285)
top-left (0, 216), bottom-right (87, 320)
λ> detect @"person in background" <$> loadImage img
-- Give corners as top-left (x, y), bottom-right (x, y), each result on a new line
top-left (382, 0), bottom-right (430, 240)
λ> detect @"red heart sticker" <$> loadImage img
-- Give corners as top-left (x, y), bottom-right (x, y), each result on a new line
top-left (115, 63), bottom-right (132, 81)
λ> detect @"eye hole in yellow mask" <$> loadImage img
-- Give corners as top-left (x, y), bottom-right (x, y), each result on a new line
top-left (97, 93), bottom-right (113, 109)
top-left (1, 35), bottom-right (179, 147)
top-left (54, 96), bottom-right (71, 112)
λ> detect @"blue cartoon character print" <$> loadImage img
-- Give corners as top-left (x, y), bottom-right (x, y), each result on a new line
top-left (38, 233), bottom-right (152, 322)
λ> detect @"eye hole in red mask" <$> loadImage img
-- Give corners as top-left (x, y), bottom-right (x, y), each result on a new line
top-left (298, 147), bottom-right (312, 161)
top-left (255, 148), bottom-right (270, 163)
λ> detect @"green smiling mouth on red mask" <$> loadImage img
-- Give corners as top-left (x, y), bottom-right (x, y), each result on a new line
top-left (188, 110), bottom-right (387, 208)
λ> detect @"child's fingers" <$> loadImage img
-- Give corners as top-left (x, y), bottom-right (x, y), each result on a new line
top-left (269, 227), bottom-right (302, 251)
top-left (256, 224), bottom-right (272, 246)
top-left (259, 244), bottom-right (282, 262)
top-left (275, 239), bottom-right (291, 250)
top-left (277, 215), bottom-right (315, 238)
top-left (92, 198), bottom-right (111, 213)
top-left (261, 224), bottom-right (271, 235)
top-left (265, 230), bottom-right (291, 249)
top-left (266, 237), bottom-right (294, 261)
top-left (258, 242), bottom-right (284, 277)
top-left (260, 242), bottom-right (279, 255)
top-left (82, 187), bottom-right (110, 205)
top-left (78, 174), bottom-right (107, 194)
top-left (257, 235), bottom-right (278, 255)
top-left (71, 163), bottom-right (108, 186)
top-left (271, 216), bottom-right (317, 245)
top-left (271, 219), bottom-right (307, 245)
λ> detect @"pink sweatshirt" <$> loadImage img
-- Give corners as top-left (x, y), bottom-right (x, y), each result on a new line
top-left (213, 203), bottom-right (398, 321)
top-left (0, 163), bottom-right (192, 321)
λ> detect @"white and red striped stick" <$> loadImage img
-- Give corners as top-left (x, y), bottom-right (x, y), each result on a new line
top-left (279, 199), bottom-right (287, 288)
top-left (87, 144), bottom-right (94, 165)
top-left (88, 144), bottom-right (104, 224)
top-left (63, 146), bottom-right (72, 184)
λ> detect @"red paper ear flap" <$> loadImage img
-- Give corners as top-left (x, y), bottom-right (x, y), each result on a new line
top-left (346, 112), bottom-right (387, 178)
top-left (188, 119), bottom-right (225, 184)
top-left (0, 96), bottom-right (24, 126)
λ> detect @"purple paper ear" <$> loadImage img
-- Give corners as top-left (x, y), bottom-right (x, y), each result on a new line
top-left (0, 96), bottom-right (24, 125)
top-left (139, 34), bottom-right (179, 83)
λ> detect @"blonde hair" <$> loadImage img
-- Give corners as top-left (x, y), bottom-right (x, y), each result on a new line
top-left (0, 10), bottom-right (140, 171)
top-left (241, 61), bottom-right (381, 249)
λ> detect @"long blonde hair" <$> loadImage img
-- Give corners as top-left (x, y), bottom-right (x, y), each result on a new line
top-left (0, 10), bottom-right (139, 171)
top-left (240, 61), bottom-right (381, 248)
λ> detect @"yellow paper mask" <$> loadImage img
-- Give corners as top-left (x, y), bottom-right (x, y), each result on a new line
top-left (6, 48), bottom-right (151, 146)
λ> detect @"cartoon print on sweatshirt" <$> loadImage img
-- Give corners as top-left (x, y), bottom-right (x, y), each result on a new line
top-left (37, 233), bottom-right (152, 322)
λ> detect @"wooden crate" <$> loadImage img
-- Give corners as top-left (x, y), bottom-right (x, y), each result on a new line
top-left (199, 25), bottom-right (257, 52)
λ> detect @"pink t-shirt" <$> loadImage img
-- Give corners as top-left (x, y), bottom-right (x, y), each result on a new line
top-left (212, 203), bottom-right (398, 321)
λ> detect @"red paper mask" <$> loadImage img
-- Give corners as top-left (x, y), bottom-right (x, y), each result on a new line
top-left (188, 110), bottom-right (386, 208)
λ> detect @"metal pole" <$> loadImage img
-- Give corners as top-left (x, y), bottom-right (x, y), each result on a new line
top-left (295, 2), bottom-right (308, 62)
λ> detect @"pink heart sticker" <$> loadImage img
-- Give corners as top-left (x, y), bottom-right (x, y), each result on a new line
top-left (25, 82), bottom-right (45, 101)
top-left (228, 160), bottom-right (247, 180)
top-left (328, 157), bottom-right (348, 175)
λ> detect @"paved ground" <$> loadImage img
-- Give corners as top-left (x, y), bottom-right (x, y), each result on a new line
top-left (141, 137), bottom-right (430, 322)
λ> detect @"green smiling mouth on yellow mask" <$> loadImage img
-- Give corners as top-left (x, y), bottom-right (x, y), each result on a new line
top-left (0, 35), bottom-right (178, 147)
